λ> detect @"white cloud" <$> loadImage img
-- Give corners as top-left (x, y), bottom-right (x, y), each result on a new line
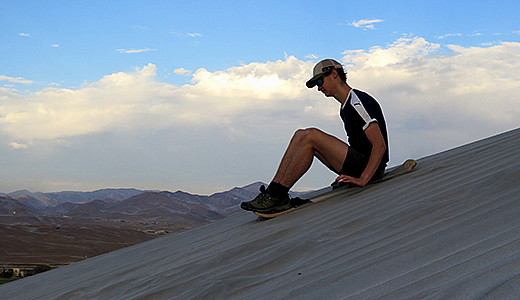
top-left (437, 32), bottom-right (484, 39)
top-left (174, 68), bottom-right (192, 76)
top-left (117, 48), bottom-right (156, 54)
top-left (19, 33), bottom-right (31, 37)
top-left (0, 58), bottom-right (319, 146)
top-left (436, 33), bottom-right (462, 39)
top-left (342, 37), bottom-right (440, 68)
top-left (0, 75), bottom-right (34, 84)
top-left (171, 30), bottom-right (202, 38)
top-left (0, 64), bottom-right (162, 143)
top-left (51, 44), bottom-right (60, 48)
top-left (10, 142), bottom-right (28, 149)
top-left (349, 19), bottom-right (384, 30)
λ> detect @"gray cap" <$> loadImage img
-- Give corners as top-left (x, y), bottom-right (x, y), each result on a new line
top-left (306, 59), bottom-right (343, 88)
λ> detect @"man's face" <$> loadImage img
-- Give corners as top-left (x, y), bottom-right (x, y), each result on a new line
top-left (317, 70), bottom-right (334, 96)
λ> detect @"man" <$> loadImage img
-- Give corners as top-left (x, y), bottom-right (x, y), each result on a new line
top-left (241, 59), bottom-right (389, 213)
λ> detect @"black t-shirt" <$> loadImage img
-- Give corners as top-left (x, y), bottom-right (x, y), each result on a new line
top-left (340, 89), bottom-right (389, 170)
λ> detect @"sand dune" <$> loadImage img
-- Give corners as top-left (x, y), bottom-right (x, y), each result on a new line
top-left (2, 128), bottom-right (520, 299)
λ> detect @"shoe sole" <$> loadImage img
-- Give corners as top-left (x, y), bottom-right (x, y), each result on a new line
top-left (244, 202), bottom-right (292, 214)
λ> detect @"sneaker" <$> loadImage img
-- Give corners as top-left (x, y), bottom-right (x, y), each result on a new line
top-left (240, 186), bottom-right (291, 213)
top-left (240, 185), bottom-right (269, 210)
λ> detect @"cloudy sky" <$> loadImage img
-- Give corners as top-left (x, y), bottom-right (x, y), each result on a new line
top-left (1, 1), bottom-right (519, 194)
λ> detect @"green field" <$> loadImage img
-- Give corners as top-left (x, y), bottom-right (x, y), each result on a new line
top-left (0, 277), bottom-right (20, 285)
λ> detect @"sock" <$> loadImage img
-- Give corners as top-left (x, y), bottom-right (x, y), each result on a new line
top-left (267, 182), bottom-right (289, 197)
top-left (267, 182), bottom-right (278, 193)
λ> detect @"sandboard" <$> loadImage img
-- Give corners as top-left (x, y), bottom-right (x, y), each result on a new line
top-left (254, 159), bottom-right (417, 219)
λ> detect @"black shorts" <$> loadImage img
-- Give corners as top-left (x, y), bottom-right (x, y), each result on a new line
top-left (338, 147), bottom-right (385, 181)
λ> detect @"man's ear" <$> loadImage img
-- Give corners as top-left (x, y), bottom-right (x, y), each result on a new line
top-left (331, 69), bottom-right (339, 79)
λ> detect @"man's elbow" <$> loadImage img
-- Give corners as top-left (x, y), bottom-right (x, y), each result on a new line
top-left (374, 135), bottom-right (386, 150)
top-left (378, 143), bottom-right (387, 156)
top-left (381, 142), bottom-right (387, 153)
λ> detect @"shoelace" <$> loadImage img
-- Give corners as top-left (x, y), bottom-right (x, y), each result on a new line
top-left (256, 194), bottom-right (275, 207)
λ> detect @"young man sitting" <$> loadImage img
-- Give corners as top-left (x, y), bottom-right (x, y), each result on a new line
top-left (241, 59), bottom-right (389, 213)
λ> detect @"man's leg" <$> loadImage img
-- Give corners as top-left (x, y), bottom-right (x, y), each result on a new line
top-left (272, 127), bottom-right (349, 189)
top-left (241, 127), bottom-right (348, 213)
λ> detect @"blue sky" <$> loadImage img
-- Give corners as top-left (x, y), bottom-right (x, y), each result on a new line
top-left (1, 0), bottom-right (520, 194)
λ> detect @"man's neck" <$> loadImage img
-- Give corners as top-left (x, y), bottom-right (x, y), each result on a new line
top-left (334, 83), bottom-right (352, 106)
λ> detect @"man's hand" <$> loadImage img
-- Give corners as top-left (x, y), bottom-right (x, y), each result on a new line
top-left (338, 123), bottom-right (386, 187)
top-left (335, 174), bottom-right (368, 187)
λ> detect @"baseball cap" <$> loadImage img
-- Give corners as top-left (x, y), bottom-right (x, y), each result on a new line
top-left (306, 59), bottom-right (343, 88)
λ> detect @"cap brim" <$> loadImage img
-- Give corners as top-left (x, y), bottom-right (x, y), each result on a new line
top-left (306, 73), bottom-right (324, 88)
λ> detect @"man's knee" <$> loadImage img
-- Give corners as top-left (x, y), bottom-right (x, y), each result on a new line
top-left (295, 127), bottom-right (324, 142)
top-left (293, 128), bottom-right (307, 140)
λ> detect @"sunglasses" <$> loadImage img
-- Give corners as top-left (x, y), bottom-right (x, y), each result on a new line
top-left (316, 70), bottom-right (332, 87)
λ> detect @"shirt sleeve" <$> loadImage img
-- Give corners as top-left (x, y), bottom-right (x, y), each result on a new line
top-left (350, 91), bottom-right (378, 130)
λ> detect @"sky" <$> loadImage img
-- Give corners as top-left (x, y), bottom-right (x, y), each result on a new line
top-left (1, 0), bottom-right (519, 195)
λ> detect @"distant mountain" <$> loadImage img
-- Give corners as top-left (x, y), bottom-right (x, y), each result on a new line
top-left (65, 199), bottom-right (110, 217)
top-left (5, 189), bottom-right (48, 198)
top-left (15, 194), bottom-right (59, 210)
top-left (239, 181), bottom-right (265, 193)
top-left (1, 182), bottom-right (269, 228)
top-left (0, 196), bottom-right (40, 216)
top-left (52, 202), bottom-right (80, 214)
top-left (0, 188), bottom-right (150, 210)
top-left (58, 183), bottom-right (264, 224)
top-left (42, 188), bottom-right (149, 204)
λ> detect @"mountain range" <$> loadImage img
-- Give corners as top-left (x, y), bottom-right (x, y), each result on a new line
top-left (0, 182), bottom-right (272, 226)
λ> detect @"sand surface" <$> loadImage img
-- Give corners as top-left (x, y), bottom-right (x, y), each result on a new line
top-left (1, 128), bottom-right (520, 299)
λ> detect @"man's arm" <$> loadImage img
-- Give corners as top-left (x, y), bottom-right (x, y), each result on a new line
top-left (335, 122), bottom-right (386, 187)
